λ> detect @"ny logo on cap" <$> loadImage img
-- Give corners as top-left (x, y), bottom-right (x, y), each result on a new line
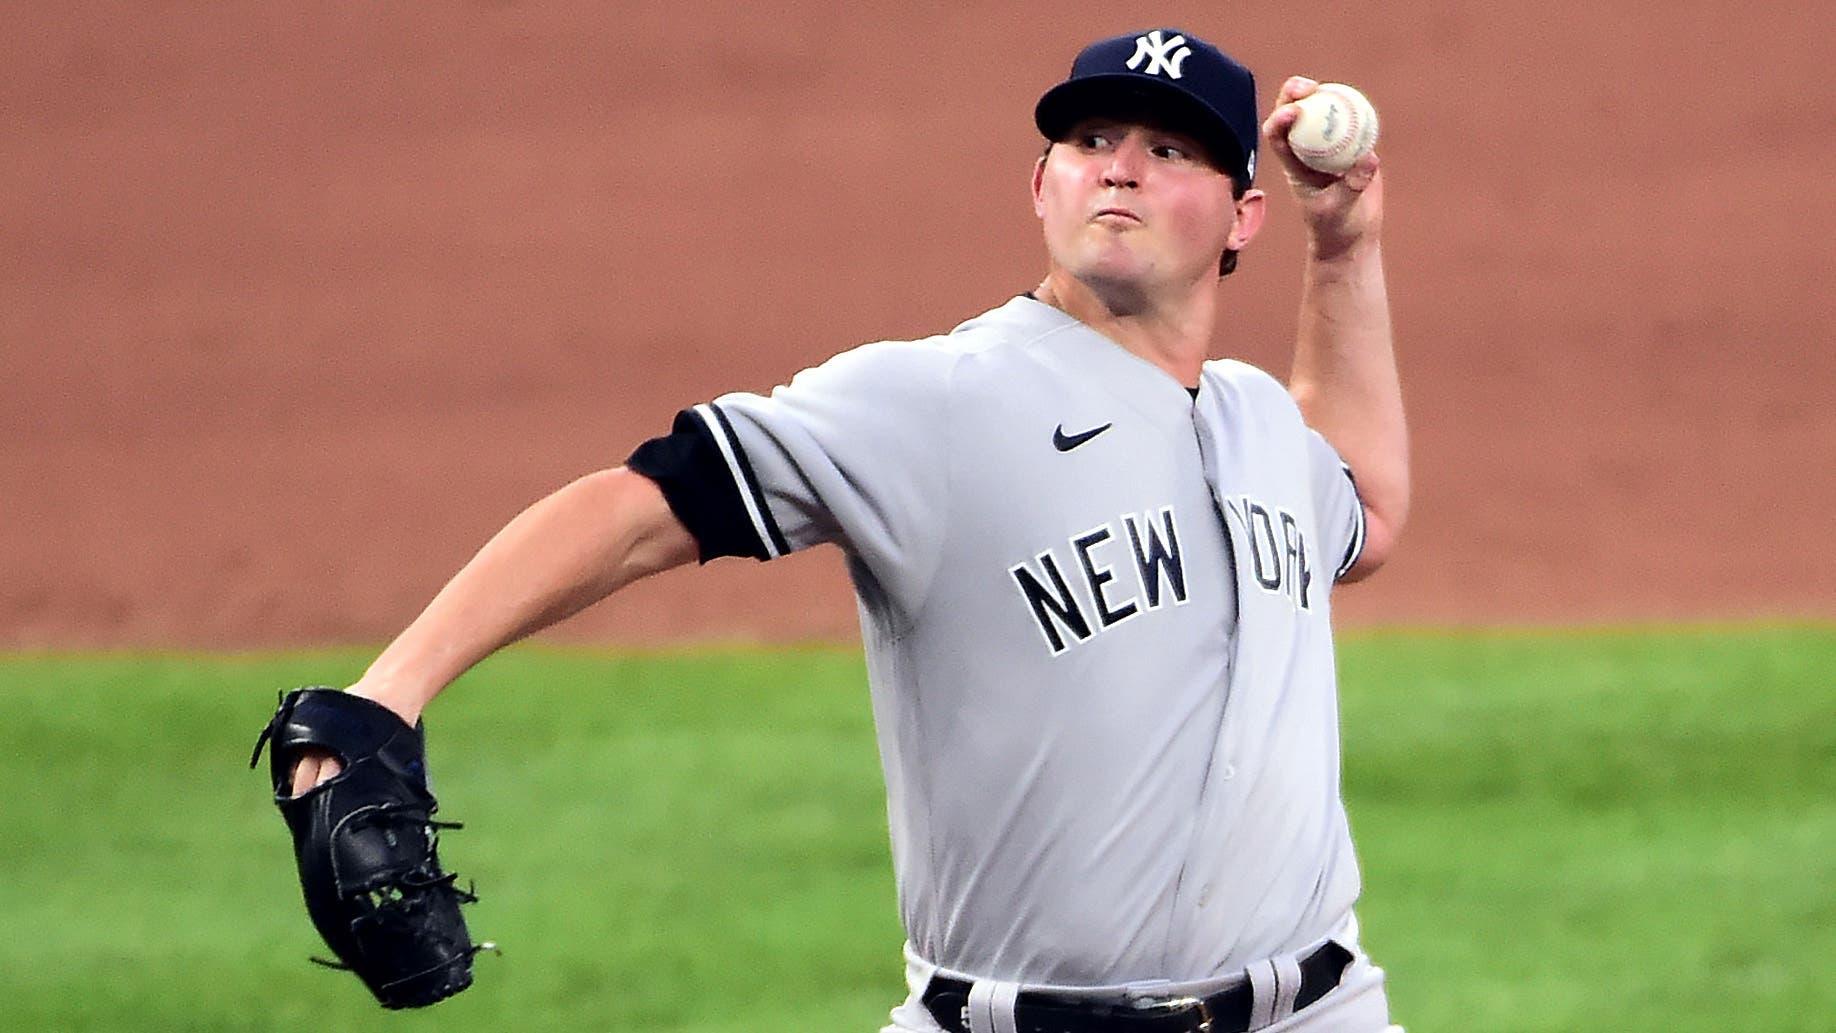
top-left (1125, 30), bottom-right (1192, 79)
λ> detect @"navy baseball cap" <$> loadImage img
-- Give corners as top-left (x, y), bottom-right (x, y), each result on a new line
top-left (1035, 29), bottom-right (1259, 186)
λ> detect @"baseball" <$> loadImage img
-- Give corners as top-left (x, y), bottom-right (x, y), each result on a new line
top-left (1285, 82), bottom-right (1379, 175)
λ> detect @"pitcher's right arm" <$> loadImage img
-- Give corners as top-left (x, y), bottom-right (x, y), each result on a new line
top-left (289, 466), bottom-right (696, 793)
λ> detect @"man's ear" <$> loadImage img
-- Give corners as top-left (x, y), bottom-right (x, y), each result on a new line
top-left (1227, 188), bottom-right (1267, 250)
top-left (1032, 155), bottom-right (1049, 218)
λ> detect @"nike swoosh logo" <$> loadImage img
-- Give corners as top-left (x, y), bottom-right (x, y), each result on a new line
top-left (1053, 422), bottom-right (1113, 452)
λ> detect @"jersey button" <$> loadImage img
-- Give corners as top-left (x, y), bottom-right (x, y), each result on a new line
top-left (1220, 763), bottom-right (1237, 780)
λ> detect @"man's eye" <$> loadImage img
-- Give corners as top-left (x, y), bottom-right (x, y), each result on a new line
top-left (1080, 132), bottom-right (1111, 149)
top-left (1154, 145), bottom-right (1189, 161)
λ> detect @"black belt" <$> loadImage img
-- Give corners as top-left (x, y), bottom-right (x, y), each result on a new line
top-left (921, 941), bottom-right (1352, 1033)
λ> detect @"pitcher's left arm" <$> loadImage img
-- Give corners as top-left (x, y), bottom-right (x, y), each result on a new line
top-left (1263, 76), bottom-right (1409, 580)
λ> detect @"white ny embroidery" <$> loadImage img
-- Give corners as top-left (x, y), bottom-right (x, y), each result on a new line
top-left (1125, 31), bottom-right (1193, 79)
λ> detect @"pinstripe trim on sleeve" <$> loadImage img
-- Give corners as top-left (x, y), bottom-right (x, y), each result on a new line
top-left (1335, 462), bottom-right (1367, 580)
top-left (693, 402), bottom-right (790, 560)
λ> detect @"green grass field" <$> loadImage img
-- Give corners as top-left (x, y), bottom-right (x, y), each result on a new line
top-left (2, 626), bottom-right (1831, 1032)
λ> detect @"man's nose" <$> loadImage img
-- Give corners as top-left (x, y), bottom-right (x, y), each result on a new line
top-left (1101, 137), bottom-right (1145, 189)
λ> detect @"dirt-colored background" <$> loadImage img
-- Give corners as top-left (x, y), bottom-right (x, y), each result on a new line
top-left (4, 4), bottom-right (1831, 649)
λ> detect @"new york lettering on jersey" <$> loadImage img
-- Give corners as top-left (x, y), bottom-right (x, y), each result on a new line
top-left (1007, 505), bottom-right (1189, 655)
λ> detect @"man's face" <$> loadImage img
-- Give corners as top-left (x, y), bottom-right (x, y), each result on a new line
top-left (1032, 116), bottom-right (1263, 296)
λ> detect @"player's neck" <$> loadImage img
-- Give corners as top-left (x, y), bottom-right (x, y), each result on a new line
top-left (1034, 272), bottom-right (1216, 388)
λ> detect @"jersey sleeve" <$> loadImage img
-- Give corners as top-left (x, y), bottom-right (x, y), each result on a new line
top-left (1305, 429), bottom-right (1367, 581)
top-left (626, 338), bottom-right (955, 588)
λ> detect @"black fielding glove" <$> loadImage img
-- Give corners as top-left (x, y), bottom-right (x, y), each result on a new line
top-left (250, 687), bottom-right (491, 1008)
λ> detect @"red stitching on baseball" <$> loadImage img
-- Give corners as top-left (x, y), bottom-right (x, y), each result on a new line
top-left (1290, 86), bottom-right (1365, 162)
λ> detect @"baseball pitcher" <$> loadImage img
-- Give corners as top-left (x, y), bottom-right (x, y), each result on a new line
top-left (253, 27), bottom-right (1409, 1033)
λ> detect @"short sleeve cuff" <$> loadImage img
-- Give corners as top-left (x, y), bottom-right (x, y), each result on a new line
top-left (1335, 463), bottom-right (1367, 581)
top-left (626, 405), bottom-right (789, 563)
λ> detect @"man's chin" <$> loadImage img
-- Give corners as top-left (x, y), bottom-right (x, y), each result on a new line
top-left (1073, 269), bottom-right (1154, 316)
top-left (1070, 251), bottom-right (1150, 288)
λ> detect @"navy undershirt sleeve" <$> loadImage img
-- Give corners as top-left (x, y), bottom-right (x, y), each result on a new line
top-left (626, 409), bottom-right (771, 563)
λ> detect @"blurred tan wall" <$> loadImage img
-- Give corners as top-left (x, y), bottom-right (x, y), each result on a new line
top-left (3, 3), bottom-right (1831, 648)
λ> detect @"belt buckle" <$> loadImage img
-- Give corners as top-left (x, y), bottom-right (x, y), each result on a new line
top-left (1132, 994), bottom-right (1212, 1033)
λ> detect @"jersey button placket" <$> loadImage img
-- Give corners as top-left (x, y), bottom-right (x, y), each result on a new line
top-left (1189, 398), bottom-right (1235, 921)
top-left (1192, 399), bottom-right (1242, 789)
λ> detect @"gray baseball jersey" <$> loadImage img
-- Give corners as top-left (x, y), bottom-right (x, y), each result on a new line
top-left (628, 294), bottom-right (1366, 988)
